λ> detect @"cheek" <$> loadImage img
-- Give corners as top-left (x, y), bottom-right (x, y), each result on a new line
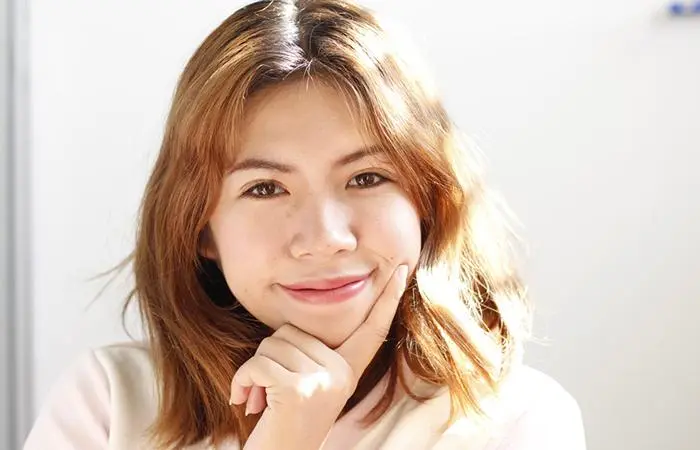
top-left (211, 211), bottom-right (284, 328)
top-left (359, 192), bottom-right (422, 266)
top-left (208, 206), bottom-right (285, 312)
top-left (213, 207), bottom-right (283, 265)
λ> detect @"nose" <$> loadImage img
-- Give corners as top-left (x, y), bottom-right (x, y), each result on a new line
top-left (288, 194), bottom-right (357, 259)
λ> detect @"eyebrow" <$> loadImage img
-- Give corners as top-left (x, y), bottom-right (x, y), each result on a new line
top-left (229, 144), bottom-right (383, 174)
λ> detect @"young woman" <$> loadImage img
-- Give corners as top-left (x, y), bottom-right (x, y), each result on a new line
top-left (24, 0), bottom-right (586, 448)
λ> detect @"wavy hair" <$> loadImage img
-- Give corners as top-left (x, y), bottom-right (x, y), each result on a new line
top-left (121, 0), bottom-right (531, 447)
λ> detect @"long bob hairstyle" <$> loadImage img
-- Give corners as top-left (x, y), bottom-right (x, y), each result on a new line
top-left (124, 0), bottom-right (531, 447)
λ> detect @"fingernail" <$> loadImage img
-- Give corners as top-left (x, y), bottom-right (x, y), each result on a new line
top-left (229, 390), bottom-right (243, 406)
top-left (228, 388), bottom-right (240, 406)
top-left (229, 384), bottom-right (248, 406)
top-left (244, 403), bottom-right (252, 416)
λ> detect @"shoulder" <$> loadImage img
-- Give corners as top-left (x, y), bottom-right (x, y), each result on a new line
top-left (68, 340), bottom-right (157, 401)
top-left (91, 340), bottom-right (155, 381)
top-left (430, 365), bottom-right (585, 449)
top-left (483, 365), bottom-right (586, 449)
top-left (383, 365), bottom-right (584, 450)
top-left (40, 340), bottom-right (155, 399)
top-left (24, 341), bottom-right (160, 450)
top-left (499, 365), bottom-right (581, 415)
top-left (68, 340), bottom-right (160, 415)
top-left (90, 341), bottom-right (160, 430)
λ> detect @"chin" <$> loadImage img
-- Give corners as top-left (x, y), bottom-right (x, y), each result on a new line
top-left (274, 298), bottom-right (374, 348)
top-left (291, 319), bottom-right (358, 349)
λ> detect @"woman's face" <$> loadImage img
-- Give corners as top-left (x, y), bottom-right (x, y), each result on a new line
top-left (205, 80), bottom-right (422, 348)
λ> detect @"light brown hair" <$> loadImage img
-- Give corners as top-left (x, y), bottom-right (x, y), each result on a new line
top-left (122, 0), bottom-right (530, 447)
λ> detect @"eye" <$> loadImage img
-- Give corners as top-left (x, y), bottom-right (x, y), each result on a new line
top-left (347, 172), bottom-right (388, 189)
top-left (242, 181), bottom-right (287, 198)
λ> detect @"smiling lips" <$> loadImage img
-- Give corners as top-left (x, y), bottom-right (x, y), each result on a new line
top-left (280, 274), bottom-right (371, 304)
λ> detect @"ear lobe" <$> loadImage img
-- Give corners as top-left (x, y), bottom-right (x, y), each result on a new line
top-left (200, 246), bottom-right (219, 261)
top-left (198, 227), bottom-right (219, 261)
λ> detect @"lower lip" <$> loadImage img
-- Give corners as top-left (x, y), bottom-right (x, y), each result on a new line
top-left (281, 277), bottom-right (369, 305)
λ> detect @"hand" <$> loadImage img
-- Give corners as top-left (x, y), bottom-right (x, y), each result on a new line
top-left (229, 264), bottom-right (409, 450)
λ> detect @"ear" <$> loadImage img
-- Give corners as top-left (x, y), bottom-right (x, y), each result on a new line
top-left (198, 226), bottom-right (219, 260)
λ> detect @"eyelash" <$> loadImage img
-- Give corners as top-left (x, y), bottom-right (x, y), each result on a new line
top-left (347, 172), bottom-right (388, 188)
top-left (241, 172), bottom-right (389, 199)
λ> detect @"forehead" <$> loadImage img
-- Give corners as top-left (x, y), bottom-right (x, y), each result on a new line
top-left (235, 79), bottom-right (371, 160)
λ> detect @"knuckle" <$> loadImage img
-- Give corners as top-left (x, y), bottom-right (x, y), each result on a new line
top-left (292, 370), bottom-right (344, 397)
top-left (328, 362), bottom-right (356, 397)
top-left (255, 338), bottom-right (271, 355)
top-left (276, 323), bottom-right (293, 334)
top-left (275, 323), bottom-right (299, 338)
top-left (256, 336), bottom-right (282, 356)
top-left (289, 373), bottom-right (312, 399)
top-left (337, 367), bottom-right (356, 393)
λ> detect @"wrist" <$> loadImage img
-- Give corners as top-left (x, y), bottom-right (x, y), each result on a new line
top-left (243, 408), bottom-right (336, 450)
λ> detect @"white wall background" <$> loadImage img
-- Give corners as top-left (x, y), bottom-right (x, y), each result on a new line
top-left (25, 1), bottom-right (699, 449)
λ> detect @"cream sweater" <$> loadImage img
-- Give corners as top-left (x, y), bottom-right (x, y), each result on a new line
top-left (23, 342), bottom-right (586, 449)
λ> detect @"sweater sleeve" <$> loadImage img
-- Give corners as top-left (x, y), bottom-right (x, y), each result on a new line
top-left (23, 350), bottom-right (111, 449)
top-left (493, 382), bottom-right (586, 450)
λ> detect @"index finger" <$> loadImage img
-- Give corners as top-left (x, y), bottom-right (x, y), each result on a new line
top-left (336, 264), bottom-right (409, 376)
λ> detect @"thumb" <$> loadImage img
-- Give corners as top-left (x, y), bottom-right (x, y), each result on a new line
top-left (336, 264), bottom-right (409, 377)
